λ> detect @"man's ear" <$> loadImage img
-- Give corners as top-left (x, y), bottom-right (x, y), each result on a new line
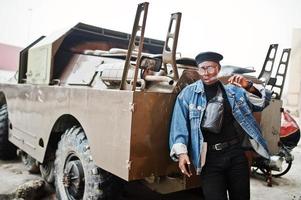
top-left (217, 64), bottom-right (221, 73)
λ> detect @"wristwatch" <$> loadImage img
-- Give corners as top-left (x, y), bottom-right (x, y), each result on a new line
top-left (245, 80), bottom-right (253, 90)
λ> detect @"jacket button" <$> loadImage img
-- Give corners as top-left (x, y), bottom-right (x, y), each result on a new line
top-left (197, 106), bottom-right (202, 110)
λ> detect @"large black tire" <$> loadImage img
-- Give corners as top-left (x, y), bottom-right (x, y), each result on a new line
top-left (270, 160), bottom-right (292, 177)
top-left (253, 160), bottom-right (292, 178)
top-left (54, 126), bottom-right (118, 200)
top-left (40, 158), bottom-right (55, 184)
top-left (0, 104), bottom-right (17, 160)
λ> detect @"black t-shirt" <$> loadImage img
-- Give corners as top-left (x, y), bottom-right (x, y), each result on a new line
top-left (202, 81), bottom-right (239, 145)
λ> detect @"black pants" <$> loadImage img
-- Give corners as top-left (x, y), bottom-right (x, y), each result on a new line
top-left (200, 146), bottom-right (250, 200)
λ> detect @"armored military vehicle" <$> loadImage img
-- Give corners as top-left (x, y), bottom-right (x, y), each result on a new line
top-left (0, 3), bottom-right (203, 199)
top-left (0, 2), bottom-right (286, 198)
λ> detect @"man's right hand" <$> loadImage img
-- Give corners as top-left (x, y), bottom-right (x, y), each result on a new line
top-left (178, 153), bottom-right (192, 177)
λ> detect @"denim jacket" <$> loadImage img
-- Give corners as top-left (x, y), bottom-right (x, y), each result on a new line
top-left (169, 80), bottom-right (272, 174)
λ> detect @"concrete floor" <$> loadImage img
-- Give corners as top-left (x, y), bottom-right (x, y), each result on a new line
top-left (0, 158), bottom-right (201, 200)
top-left (250, 144), bottom-right (301, 200)
top-left (0, 128), bottom-right (300, 200)
top-left (1, 143), bottom-right (301, 200)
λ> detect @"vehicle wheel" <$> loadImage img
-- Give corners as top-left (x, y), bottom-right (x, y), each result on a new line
top-left (54, 126), bottom-right (115, 199)
top-left (20, 151), bottom-right (40, 174)
top-left (270, 160), bottom-right (292, 177)
top-left (0, 104), bottom-right (17, 160)
top-left (40, 159), bottom-right (55, 184)
top-left (254, 160), bottom-right (292, 178)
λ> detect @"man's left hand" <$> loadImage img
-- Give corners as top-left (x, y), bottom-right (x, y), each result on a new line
top-left (228, 74), bottom-right (250, 89)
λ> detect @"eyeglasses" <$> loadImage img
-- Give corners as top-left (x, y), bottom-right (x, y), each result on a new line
top-left (198, 65), bottom-right (218, 75)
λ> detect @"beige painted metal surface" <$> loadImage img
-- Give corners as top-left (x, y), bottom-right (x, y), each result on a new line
top-left (26, 31), bottom-right (65, 84)
top-left (0, 83), bottom-right (133, 180)
top-left (258, 99), bottom-right (282, 154)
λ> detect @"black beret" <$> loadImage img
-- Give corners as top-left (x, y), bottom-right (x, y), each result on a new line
top-left (195, 51), bottom-right (223, 65)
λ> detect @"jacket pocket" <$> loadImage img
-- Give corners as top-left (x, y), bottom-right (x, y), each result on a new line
top-left (236, 97), bottom-right (252, 116)
top-left (189, 104), bottom-right (203, 130)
